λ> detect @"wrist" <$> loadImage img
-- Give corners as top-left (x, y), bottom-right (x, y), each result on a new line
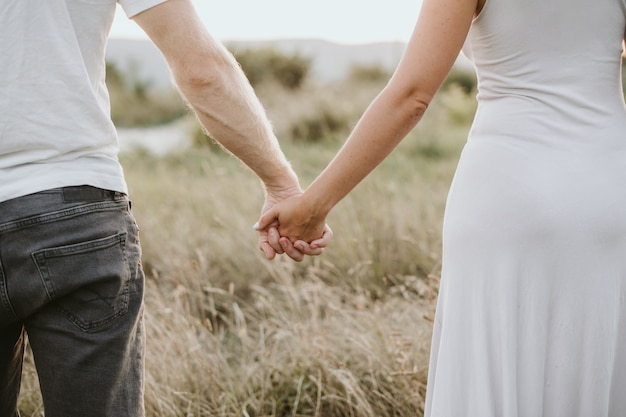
top-left (301, 188), bottom-right (333, 224)
top-left (263, 165), bottom-right (301, 199)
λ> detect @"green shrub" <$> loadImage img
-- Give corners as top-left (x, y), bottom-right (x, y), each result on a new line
top-left (231, 46), bottom-right (311, 90)
top-left (438, 85), bottom-right (478, 126)
top-left (441, 67), bottom-right (477, 94)
top-left (289, 105), bottom-right (351, 143)
top-left (347, 64), bottom-right (392, 83)
top-left (106, 62), bottom-right (188, 127)
top-left (190, 125), bottom-right (220, 151)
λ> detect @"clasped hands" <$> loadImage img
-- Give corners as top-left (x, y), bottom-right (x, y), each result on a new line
top-left (255, 191), bottom-right (332, 262)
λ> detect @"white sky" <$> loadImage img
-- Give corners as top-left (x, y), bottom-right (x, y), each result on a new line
top-left (111, 0), bottom-right (423, 44)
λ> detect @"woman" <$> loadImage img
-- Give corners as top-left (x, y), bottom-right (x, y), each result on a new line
top-left (257, 0), bottom-right (626, 415)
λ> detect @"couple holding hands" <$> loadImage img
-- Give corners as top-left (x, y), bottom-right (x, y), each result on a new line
top-left (2, 0), bottom-right (625, 416)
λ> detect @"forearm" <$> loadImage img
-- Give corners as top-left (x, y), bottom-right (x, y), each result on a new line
top-left (304, 83), bottom-right (429, 217)
top-left (133, 0), bottom-right (298, 193)
top-left (175, 47), bottom-right (298, 191)
top-left (301, 0), bottom-right (475, 219)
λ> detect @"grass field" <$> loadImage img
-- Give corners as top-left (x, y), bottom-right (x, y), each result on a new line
top-left (18, 78), bottom-right (475, 416)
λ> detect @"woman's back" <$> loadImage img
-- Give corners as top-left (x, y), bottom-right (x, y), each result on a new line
top-left (426, 1), bottom-right (626, 416)
top-left (464, 0), bottom-right (626, 150)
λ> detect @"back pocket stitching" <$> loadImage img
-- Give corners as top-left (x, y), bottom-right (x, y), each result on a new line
top-left (32, 232), bottom-right (131, 332)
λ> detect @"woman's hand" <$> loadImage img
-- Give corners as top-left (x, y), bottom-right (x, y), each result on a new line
top-left (256, 193), bottom-right (331, 256)
top-left (258, 187), bottom-right (332, 261)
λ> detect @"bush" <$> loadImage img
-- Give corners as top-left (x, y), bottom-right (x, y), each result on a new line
top-left (441, 67), bottom-right (477, 94)
top-left (438, 85), bottom-right (478, 126)
top-left (189, 123), bottom-right (236, 155)
top-left (347, 64), bottom-right (392, 83)
top-left (289, 105), bottom-right (351, 143)
top-left (106, 62), bottom-right (188, 127)
top-left (231, 46), bottom-right (311, 90)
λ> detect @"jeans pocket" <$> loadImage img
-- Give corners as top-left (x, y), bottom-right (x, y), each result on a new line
top-left (32, 232), bottom-right (131, 332)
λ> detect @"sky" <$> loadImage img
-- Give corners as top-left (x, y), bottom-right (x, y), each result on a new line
top-left (111, 0), bottom-right (423, 44)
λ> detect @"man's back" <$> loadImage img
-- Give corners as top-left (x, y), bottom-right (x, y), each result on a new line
top-left (0, 1), bottom-right (165, 203)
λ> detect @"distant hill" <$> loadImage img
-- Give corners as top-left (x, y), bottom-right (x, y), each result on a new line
top-left (105, 37), bottom-right (473, 90)
top-left (226, 38), bottom-right (406, 81)
top-left (106, 38), bottom-right (406, 89)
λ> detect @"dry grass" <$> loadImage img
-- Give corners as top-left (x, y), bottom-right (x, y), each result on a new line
top-left (18, 82), bottom-right (473, 417)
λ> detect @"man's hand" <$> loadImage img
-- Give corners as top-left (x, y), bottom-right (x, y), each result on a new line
top-left (258, 188), bottom-right (332, 262)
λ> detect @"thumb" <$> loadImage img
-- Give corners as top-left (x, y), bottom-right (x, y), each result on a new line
top-left (254, 206), bottom-right (279, 231)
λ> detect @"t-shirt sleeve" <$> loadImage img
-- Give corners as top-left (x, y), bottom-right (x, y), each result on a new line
top-left (118, 0), bottom-right (169, 18)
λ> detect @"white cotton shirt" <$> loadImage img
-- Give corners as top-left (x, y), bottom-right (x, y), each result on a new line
top-left (0, 0), bottom-right (167, 203)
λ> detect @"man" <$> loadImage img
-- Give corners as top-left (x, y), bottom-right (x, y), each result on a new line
top-left (0, 1), bottom-right (328, 416)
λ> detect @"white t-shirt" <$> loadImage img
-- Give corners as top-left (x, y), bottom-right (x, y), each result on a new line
top-left (0, 0), bottom-right (167, 203)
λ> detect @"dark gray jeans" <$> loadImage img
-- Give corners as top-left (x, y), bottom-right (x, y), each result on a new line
top-left (0, 186), bottom-right (145, 417)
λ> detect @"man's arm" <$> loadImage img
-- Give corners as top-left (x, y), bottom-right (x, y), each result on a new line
top-left (132, 0), bottom-right (323, 260)
top-left (133, 0), bottom-right (296, 191)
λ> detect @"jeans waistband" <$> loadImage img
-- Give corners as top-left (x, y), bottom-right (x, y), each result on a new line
top-left (0, 186), bottom-right (129, 227)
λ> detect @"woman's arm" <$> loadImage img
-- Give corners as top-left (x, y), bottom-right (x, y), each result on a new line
top-left (257, 0), bottom-right (479, 242)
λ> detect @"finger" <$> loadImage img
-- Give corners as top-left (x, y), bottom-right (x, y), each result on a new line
top-left (279, 238), bottom-right (304, 262)
top-left (267, 227), bottom-right (284, 254)
top-left (293, 240), bottom-right (324, 256)
top-left (255, 207), bottom-right (278, 231)
top-left (259, 241), bottom-right (277, 260)
top-left (310, 225), bottom-right (333, 249)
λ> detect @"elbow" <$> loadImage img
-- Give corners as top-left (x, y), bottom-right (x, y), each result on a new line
top-left (175, 61), bottom-right (224, 94)
top-left (383, 76), bottom-right (433, 123)
top-left (407, 92), bottom-right (430, 121)
top-left (173, 48), bottom-right (237, 96)
top-left (394, 86), bottom-right (431, 124)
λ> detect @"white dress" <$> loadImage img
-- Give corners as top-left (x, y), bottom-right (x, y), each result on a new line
top-left (425, 0), bottom-right (626, 416)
